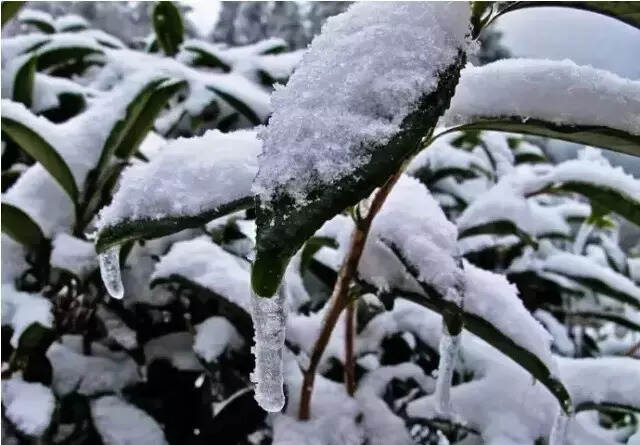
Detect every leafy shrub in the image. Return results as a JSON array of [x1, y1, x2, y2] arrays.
[[2, 2, 640, 445]]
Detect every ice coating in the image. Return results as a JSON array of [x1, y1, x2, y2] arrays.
[[99, 246, 123, 299], [250, 288, 287, 412], [254, 2, 470, 203]]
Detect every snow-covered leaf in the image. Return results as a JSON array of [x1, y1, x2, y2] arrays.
[[252, 3, 471, 297], [1, 203, 44, 248], [443, 59, 640, 157], [18, 8, 54, 33], [11, 55, 36, 108], [2, 113, 79, 204], [95, 130, 260, 252], [91, 395, 168, 445], [387, 245, 572, 414], [152, 1, 183, 57]]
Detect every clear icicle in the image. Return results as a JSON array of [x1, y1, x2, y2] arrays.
[[99, 245, 124, 299], [549, 408, 570, 445], [435, 263, 465, 416], [434, 327, 460, 415], [250, 286, 287, 412]]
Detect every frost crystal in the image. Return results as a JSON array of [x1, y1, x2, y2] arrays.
[[250, 287, 287, 412], [99, 246, 123, 299], [254, 2, 470, 203]]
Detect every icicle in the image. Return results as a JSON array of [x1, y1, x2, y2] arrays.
[[549, 408, 570, 445], [572, 221, 593, 255], [434, 327, 460, 415], [434, 264, 465, 416], [98, 245, 124, 299], [250, 286, 287, 412]]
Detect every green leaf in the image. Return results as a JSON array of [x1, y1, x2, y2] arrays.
[[10, 322, 55, 385], [11, 55, 36, 108], [458, 220, 537, 246], [553, 182, 640, 226], [182, 46, 231, 71], [444, 118, 640, 158], [546, 271, 640, 310], [207, 87, 261, 126], [152, 1, 184, 57], [1, 1, 25, 28], [2, 116, 79, 203], [95, 196, 253, 253], [473, 1, 640, 38], [300, 236, 338, 273], [252, 53, 467, 297], [1, 203, 45, 247], [20, 17, 55, 34], [114, 79, 186, 158], [81, 79, 185, 229], [548, 308, 640, 333], [36, 46, 104, 72]]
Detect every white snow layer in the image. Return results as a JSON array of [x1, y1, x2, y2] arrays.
[[193, 316, 244, 362], [91, 396, 168, 445], [2, 379, 55, 436], [98, 130, 260, 230], [444, 59, 640, 135], [255, 2, 470, 202], [1, 284, 53, 348], [50, 233, 97, 278], [152, 236, 252, 311]]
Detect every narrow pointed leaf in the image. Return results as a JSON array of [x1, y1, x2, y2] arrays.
[[2, 116, 78, 203], [153, 1, 184, 57], [12, 56, 36, 108], [2, 1, 25, 28], [1, 203, 45, 247]]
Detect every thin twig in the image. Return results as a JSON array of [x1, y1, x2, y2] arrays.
[[298, 169, 403, 420], [344, 300, 356, 396]]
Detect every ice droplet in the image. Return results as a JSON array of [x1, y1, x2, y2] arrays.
[[250, 287, 287, 412], [549, 408, 570, 445], [99, 245, 124, 299]]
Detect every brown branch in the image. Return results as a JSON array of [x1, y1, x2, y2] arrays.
[[344, 300, 356, 396], [298, 170, 402, 420]]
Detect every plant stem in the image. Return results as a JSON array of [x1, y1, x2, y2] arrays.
[[298, 170, 402, 420], [344, 300, 356, 396]]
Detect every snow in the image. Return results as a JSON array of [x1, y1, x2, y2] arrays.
[[51, 233, 97, 278], [534, 309, 575, 356], [1, 235, 28, 283], [542, 251, 640, 306], [254, 2, 470, 203], [97, 130, 260, 231], [152, 236, 252, 311], [407, 135, 491, 178], [18, 9, 54, 27], [463, 262, 556, 370], [91, 395, 168, 445], [1, 284, 53, 347], [144, 332, 202, 371], [54, 14, 89, 32], [47, 335, 139, 395], [193, 316, 244, 362], [99, 246, 124, 299], [250, 287, 287, 412], [1, 378, 55, 437], [444, 59, 640, 136]]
